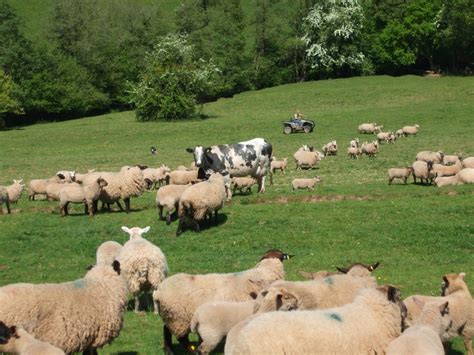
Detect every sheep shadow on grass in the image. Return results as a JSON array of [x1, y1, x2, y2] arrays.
[[176, 213, 228, 236]]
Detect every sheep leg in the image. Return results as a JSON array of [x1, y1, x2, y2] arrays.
[[124, 197, 131, 212], [134, 294, 140, 312], [5, 199, 11, 214], [115, 200, 124, 212], [158, 205, 164, 220], [192, 220, 201, 232], [153, 298, 159, 315], [214, 210, 218, 225], [177, 333, 192, 352], [163, 325, 174, 354], [176, 216, 186, 236], [84, 203, 89, 215], [82, 349, 98, 355], [166, 211, 171, 225], [463, 335, 472, 355]]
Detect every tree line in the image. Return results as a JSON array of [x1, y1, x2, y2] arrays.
[[0, 0, 473, 125]]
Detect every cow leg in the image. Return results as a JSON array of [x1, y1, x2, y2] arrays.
[[257, 176, 265, 193]]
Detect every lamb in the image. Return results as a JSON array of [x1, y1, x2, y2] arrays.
[[395, 128, 404, 138], [416, 150, 444, 164], [191, 286, 299, 354], [459, 168, 474, 184], [412, 160, 435, 185], [402, 124, 420, 135], [227, 285, 405, 355], [176, 173, 227, 236], [432, 159, 462, 177], [0, 261, 128, 353], [291, 176, 321, 191], [58, 177, 108, 216], [403, 273, 473, 355], [153, 249, 292, 354], [347, 146, 362, 159], [28, 174, 66, 200], [387, 299, 451, 355], [349, 138, 359, 148], [0, 322, 65, 355], [270, 157, 288, 174], [293, 149, 321, 170], [231, 177, 257, 194], [434, 174, 462, 187], [156, 183, 190, 225], [4, 179, 24, 203], [167, 169, 200, 185], [117, 226, 168, 314], [143, 165, 171, 189], [377, 131, 392, 143], [388, 167, 414, 185], [361, 140, 379, 157], [0, 186, 11, 214], [96, 241, 122, 266], [443, 154, 462, 165], [463, 157, 474, 168], [271, 262, 379, 311], [322, 140, 337, 156], [358, 122, 383, 134]]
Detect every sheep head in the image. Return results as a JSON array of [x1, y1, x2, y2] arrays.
[[260, 249, 294, 262], [441, 272, 467, 296], [121, 226, 151, 240]]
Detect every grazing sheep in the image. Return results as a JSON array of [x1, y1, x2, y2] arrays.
[[347, 146, 362, 159], [322, 140, 337, 156], [412, 160, 435, 185], [118, 226, 168, 314], [270, 157, 288, 174], [434, 174, 461, 187], [402, 124, 420, 135], [377, 131, 393, 143], [28, 174, 65, 201], [167, 169, 200, 185], [59, 177, 108, 216], [55, 171, 75, 183], [153, 249, 291, 354], [227, 285, 404, 355], [271, 262, 379, 311], [361, 140, 379, 157], [459, 168, 474, 184], [0, 186, 11, 214], [4, 179, 24, 203], [176, 173, 227, 236], [388, 167, 414, 185], [443, 154, 462, 165], [358, 122, 383, 134], [462, 157, 474, 168], [0, 262, 128, 354], [231, 177, 257, 194], [403, 273, 473, 355], [156, 184, 190, 225], [191, 286, 299, 354], [432, 160, 462, 177], [387, 299, 450, 355], [0, 322, 65, 355], [291, 176, 321, 191], [349, 138, 359, 148], [293, 149, 321, 170], [143, 165, 171, 189], [96, 241, 122, 266], [416, 151, 444, 164], [45, 181, 78, 201], [395, 128, 404, 138]]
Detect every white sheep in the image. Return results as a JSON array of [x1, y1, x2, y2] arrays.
[[347, 146, 362, 159], [291, 176, 321, 191], [28, 174, 65, 200], [156, 184, 190, 225], [0, 322, 65, 355], [0, 262, 128, 354], [153, 249, 291, 354], [443, 154, 462, 165], [271, 262, 379, 311], [176, 173, 227, 236], [293, 149, 321, 170], [412, 160, 435, 185], [459, 168, 474, 184], [388, 167, 414, 185], [434, 174, 462, 187], [96, 241, 122, 266], [432, 160, 462, 177], [402, 124, 420, 135], [377, 131, 392, 143], [416, 150, 444, 164], [270, 157, 288, 174], [0, 186, 11, 214], [361, 140, 379, 157], [349, 138, 359, 148], [403, 273, 473, 355], [143, 165, 171, 189], [358, 122, 383, 134], [395, 128, 404, 138], [231, 177, 257, 194], [3, 179, 24, 204], [118, 226, 168, 314], [462, 157, 474, 168], [58, 177, 108, 216], [322, 140, 337, 156], [167, 169, 200, 185], [387, 299, 450, 355], [191, 286, 299, 354], [227, 285, 404, 354]]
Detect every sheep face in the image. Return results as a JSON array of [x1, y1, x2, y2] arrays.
[[441, 272, 466, 296]]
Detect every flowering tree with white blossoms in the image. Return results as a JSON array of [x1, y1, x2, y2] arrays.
[[302, 0, 366, 76]]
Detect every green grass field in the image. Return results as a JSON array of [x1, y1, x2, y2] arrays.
[[1, 75, 473, 354]]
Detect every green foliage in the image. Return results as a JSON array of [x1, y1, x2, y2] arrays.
[[129, 35, 220, 121], [0, 69, 20, 114]]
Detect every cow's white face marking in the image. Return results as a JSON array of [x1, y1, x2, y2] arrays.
[[194, 146, 204, 166]]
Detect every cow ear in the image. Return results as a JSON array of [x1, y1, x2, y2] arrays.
[[186, 148, 194, 153], [206, 147, 212, 152]]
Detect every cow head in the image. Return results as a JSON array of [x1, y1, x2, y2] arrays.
[[186, 146, 205, 167]]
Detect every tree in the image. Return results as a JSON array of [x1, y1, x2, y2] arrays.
[[0, 69, 21, 127], [129, 35, 220, 121], [302, 0, 367, 77]]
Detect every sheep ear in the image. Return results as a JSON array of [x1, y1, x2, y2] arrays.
[[121, 226, 130, 234], [368, 262, 380, 271], [412, 297, 425, 310], [112, 260, 121, 275], [336, 267, 349, 274], [459, 272, 466, 279], [276, 293, 283, 309], [85, 264, 94, 271], [249, 292, 258, 299], [387, 286, 401, 303], [143, 226, 151, 233], [57, 173, 65, 179], [439, 301, 449, 316]]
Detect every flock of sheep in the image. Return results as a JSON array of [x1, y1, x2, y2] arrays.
[[0, 237, 472, 354]]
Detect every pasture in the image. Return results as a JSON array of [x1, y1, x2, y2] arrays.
[[0, 75, 473, 354]]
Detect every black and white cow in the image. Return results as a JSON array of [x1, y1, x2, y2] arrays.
[[186, 138, 272, 199]]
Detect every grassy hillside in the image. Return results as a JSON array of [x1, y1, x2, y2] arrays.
[[0, 75, 473, 354]]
